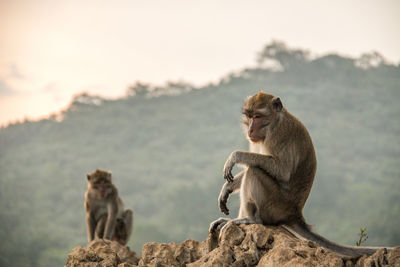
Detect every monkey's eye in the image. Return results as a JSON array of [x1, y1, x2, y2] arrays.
[[253, 114, 262, 119]]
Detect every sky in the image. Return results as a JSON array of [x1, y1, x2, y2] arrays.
[[0, 0, 399, 126]]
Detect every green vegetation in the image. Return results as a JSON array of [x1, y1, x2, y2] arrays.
[[356, 228, 368, 246], [0, 42, 399, 266]]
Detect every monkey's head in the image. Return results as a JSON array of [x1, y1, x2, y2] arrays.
[[242, 90, 283, 143], [87, 169, 113, 198]]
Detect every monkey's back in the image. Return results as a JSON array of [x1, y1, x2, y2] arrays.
[[284, 110, 317, 209]]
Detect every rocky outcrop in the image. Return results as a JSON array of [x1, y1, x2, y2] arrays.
[[66, 223, 400, 266], [65, 239, 140, 267]]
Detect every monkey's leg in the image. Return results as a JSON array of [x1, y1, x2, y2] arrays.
[[112, 209, 133, 245], [238, 166, 295, 226], [86, 213, 96, 242], [221, 202, 263, 234], [121, 209, 134, 245], [104, 204, 118, 240], [112, 219, 126, 244], [95, 214, 107, 239], [218, 171, 244, 215]]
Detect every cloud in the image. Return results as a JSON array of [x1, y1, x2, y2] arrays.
[[0, 79, 15, 97], [9, 64, 25, 80], [0, 64, 26, 97]]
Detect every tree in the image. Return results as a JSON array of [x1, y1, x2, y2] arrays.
[[257, 41, 310, 70], [126, 82, 151, 97]]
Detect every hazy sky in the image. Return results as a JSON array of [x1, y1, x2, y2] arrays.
[[1, 0, 399, 126]]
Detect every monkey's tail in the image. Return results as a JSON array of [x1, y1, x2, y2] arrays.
[[283, 221, 392, 259]]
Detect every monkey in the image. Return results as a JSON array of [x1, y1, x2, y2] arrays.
[[85, 169, 133, 245], [209, 90, 395, 258]]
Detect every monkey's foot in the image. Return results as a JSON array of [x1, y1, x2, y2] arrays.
[[220, 217, 261, 233], [232, 217, 260, 225], [209, 218, 230, 233]]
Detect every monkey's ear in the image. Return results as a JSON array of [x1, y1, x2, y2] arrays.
[[87, 174, 91, 181], [272, 97, 283, 112]]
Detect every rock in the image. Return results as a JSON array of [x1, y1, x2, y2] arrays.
[[65, 239, 140, 267], [355, 247, 400, 267], [66, 225, 400, 267], [139, 239, 208, 267]]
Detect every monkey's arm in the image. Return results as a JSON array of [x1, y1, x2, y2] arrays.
[[218, 171, 244, 215], [104, 201, 118, 240], [86, 212, 95, 242], [224, 151, 290, 183]]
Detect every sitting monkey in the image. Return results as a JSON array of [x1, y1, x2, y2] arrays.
[[85, 169, 133, 245], [210, 90, 394, 258]]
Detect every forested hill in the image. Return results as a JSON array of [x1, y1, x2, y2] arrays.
[[1, 42, 399, 267]]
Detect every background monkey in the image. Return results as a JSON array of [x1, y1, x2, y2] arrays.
[[209, 90, 394, 258], [85, 169, 133, 245]]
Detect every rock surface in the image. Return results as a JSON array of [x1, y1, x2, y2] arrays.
[[66, 223, 400, 266], [65, 239, 140, 267]]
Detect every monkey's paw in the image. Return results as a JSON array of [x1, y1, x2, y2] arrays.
[[218, 199, 230, 215], [223, 161, 234, 182], [218, 190, 230, 215]]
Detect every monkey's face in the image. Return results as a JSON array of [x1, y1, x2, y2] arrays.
[[91, 178, 113, 198], [242, 91, 283, 143], [87, 169, 113, 198], [242, 110, 270, 143]]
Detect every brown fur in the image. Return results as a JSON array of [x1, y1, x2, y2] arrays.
[[85, 169, 133, 245], [209, 91, 394, 258]]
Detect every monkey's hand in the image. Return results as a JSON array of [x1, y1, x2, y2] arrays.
[[218, 185, 232, 215], [223, 152, 237, 182]]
